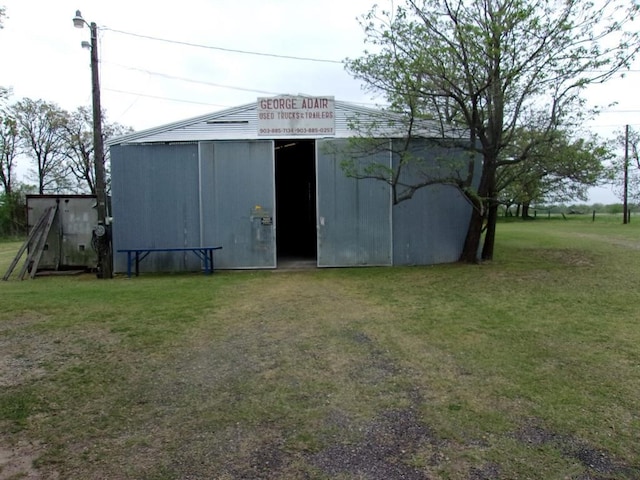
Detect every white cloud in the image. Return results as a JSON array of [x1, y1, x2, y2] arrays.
[[0, 0, 377, 129], [1, 0, 636, 203]]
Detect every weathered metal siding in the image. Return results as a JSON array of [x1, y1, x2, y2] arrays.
[[108, 98, 479, 271], [316, 139, 392, 267], [392, 140, 477, 265], [111, 143, 202, 273], [199, 141, 276, 268], [393, 184, 472, 265], [26, 195, 98, 269]]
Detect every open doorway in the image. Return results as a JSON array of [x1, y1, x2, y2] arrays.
[[275, 140, 317, 264]]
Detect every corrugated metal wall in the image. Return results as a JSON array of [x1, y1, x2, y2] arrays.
[[111, 143, 202, 273], [111, 137, 479, 272], [199, 141, 276, 269], [393, 184, 472, 265], [316, 139, 392, 267], [391, 139, 477, 265]]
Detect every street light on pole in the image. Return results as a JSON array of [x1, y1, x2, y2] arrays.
[[72, 10, 112, 278]]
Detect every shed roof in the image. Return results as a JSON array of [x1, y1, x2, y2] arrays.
[[107, 98, 451, 146]]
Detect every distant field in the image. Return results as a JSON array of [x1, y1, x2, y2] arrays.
[[1, 217, 639, 479], [504, 209, 631, 222]]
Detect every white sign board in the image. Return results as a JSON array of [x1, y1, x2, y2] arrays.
[[257, 96, 335, 136]]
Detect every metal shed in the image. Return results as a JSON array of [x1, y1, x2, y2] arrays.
[[108, 97, 477, 273], [26, 195, 99, 271]]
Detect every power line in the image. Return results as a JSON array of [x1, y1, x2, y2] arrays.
[[100, 26, 640, 70], [101, 62, 386, 108], [599, 109, 640, 113], [103, 85, 637, 137], [102, 27, 344, 64], [585, 69, 640, 73], [103, 88, 231, 107], [103, 85, 386, 112], [104, 81, 637, 124], [104, 62, 283, 96], [589, 123, 640, 128]]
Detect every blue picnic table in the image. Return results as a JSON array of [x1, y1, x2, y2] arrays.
[[117, 246, 223, 278]]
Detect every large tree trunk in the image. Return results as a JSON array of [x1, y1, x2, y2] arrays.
[[460, 192, 486, 264], [460, 153, 496, 263], [459, 206, 483, 263], [482, 201, 498, 260], [481, 174, 498, 260], [459, 170, 488, 263]]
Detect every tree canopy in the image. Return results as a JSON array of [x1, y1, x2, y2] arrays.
[[12, 98, 69, 194], [0, 94, 132, 197], [498, 129, 613, 216], [610, 126, 640, 204], [0, 91, 133, 236], [347, 0, 639, 262]]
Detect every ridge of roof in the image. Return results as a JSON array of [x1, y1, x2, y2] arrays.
[[106, 97, 459, 145], [106, 101, 258, 146]]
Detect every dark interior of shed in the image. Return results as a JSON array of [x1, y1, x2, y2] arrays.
[[275, 140, 317, 260]]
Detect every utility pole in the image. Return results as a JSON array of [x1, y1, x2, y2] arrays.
[[74, 10, 112, 278], [624, 124, 629, 225]]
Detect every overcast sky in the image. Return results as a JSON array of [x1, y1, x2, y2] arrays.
[[1, 0, 638, 203]]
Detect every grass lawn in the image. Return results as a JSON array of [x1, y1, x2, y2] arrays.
[[1, 215, 639, 479]]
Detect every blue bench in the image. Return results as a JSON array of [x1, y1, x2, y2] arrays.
[[117, 246, 222, 278]]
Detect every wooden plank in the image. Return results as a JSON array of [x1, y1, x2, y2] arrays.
[[28, 204, 58, 279], [18, 215, 50, 280], [2, 207, 51, 281]]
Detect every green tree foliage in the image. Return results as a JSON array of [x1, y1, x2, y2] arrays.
[[0, 88, 18, 195], [334, 119, 474, 205], [498, 130, 613, 216], [0, 183, 35, 237], [609, 127, 640, 204], [0, 85, 28, 237], [0, 92, 134, 198], [0, 87, 136, 235], [0, 115, 19, 194], [626, 129, 640, 203], [62, 107, 95, 193], [63, 106, 133, 194], [347, 0, 639, 262], [5, 98, 131, 194], [11, 98, 70, 194]]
